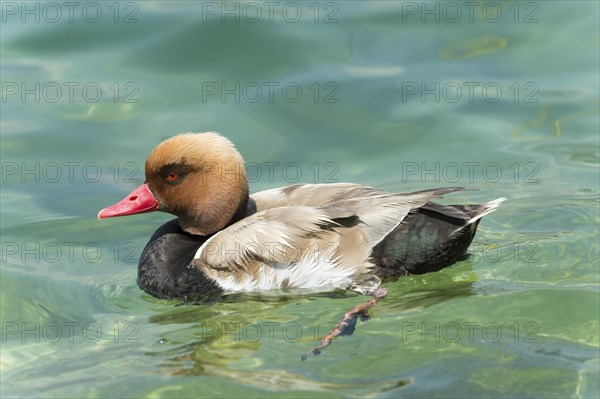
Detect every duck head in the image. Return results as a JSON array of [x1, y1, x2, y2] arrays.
[[98, 132, 249, 236]]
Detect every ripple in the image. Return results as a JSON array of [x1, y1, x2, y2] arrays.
[[440, 35, 508, 60]]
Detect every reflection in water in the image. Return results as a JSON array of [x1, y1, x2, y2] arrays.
[[148, 335, 413, 394], [145, 289, 418, 388], [142, 264, 478, 393], [383, 260, 478, 311]]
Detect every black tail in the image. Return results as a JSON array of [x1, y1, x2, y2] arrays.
[[371, 198, 504, 278]]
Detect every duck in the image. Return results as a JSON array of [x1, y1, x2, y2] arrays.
[[98, 132, 504, 301]]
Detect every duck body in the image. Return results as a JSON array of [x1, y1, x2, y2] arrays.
[[99, 133, 504, 300]]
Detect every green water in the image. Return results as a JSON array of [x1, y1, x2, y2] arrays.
[[1, 1, 599, 398]]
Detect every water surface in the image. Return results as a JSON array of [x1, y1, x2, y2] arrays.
[[1, 1, 599, 398]]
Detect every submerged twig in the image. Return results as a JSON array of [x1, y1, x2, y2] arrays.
[[301, 287, 390, 361]]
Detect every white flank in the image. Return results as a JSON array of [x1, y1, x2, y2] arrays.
[[215, 253, 357, 293]]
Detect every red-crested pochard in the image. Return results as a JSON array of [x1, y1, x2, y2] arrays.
[[98, 132, 504, 300]]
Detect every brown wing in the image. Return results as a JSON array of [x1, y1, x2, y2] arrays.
[[192, 206, 373, 291], [251, 184, 473, 247]]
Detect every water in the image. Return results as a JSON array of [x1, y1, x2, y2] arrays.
[[1, 1, 599, 398]]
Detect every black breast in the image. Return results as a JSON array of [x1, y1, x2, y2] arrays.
[[137, 219, 223, 300]]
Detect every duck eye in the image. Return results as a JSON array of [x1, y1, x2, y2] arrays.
[[159, 163, 189, 185], [167, 172, 178, 181]]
